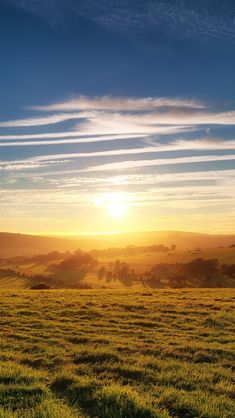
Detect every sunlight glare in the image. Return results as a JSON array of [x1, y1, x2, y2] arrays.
[[95, 192, 127, 219]]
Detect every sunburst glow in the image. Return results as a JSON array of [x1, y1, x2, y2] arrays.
[[95, 192, 127, 219]]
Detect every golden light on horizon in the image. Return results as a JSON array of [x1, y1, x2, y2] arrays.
[[94, 192, 127, 220]]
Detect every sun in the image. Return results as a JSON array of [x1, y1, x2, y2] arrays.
[[107, 200, 126, 219], [95, 192, 127, 219]]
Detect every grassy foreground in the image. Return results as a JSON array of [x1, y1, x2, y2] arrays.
[[0, 289, 234, 417]]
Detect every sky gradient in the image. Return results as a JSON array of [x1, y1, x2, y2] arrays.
[[0, 0, 235, 235]]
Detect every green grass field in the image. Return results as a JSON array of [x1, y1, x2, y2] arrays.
[[0, 289, 234, 417]]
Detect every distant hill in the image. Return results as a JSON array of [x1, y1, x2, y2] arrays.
[[90, 231, 235, 251], [0, 232, 82, 257], [0, 230, 235, 257]]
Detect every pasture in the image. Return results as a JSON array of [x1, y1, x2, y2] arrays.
[[0, 289, 234, 417], [1, 246, 235, 290], [98, 247, 235, 274]]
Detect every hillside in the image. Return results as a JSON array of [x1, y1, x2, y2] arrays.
[[0, 233, 84, 258], [0, 245, 235, 290], [1, 231, 235, 257]]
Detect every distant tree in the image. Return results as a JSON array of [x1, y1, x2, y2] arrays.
[[113, 260, 121, 278], [221, 264, 235, 278], [32, 251, 63, 263], [151, 263, 172, 281], [48, 250, 98, 284], [30, 283, 51, 290], [130, 268, 136, 277], [106, 271, 113, 282], [59, 250, 97, 271], [183, 258, 220, 286], [119, 263, 130, 279], [97, 266, 106, 280], [170, 273, 188, 288]]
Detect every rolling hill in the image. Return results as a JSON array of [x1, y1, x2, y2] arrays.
[[0, 230, 235, 258]]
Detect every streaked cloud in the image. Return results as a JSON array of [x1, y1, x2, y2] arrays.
[[1, 94, 234, 234], [1, 176, 234, 206], [50, 169, 235, 189], [73, 110, 235, 139], [6, 0, 235, 42], [0, 131, 137, 140], [0, 134, 149, 147], [1, 139, 235, 172], [1, 0, 235, 236], [82, 154, 235, 173], [1, 95, 235, 153], [32, 95, 205, 112], [0, 112, 91, 128]]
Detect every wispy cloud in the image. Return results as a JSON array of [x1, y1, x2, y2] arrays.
[[0, 162, 49, 171], [82, 154, 235, 173], [1, 140, 235, 171], [0, 131, 136, 140], [1, 176, 234, 209], [1, 94, 234, 237], [46, 169, 235, 189], [0, 146, 159, 170], [0, 112, 91, 128], [6, 0, 235, 42], [73, 110, 235, 138], [16, 153, 234, 178], [32, 95, 205, 111], [2, 96, 235, 148], [0, 134, 149, 147]]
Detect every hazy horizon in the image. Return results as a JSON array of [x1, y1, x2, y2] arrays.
[[1, 228, 235, 238]]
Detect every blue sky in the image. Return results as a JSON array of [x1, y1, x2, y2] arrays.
[[0, 0, 235, 234]]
